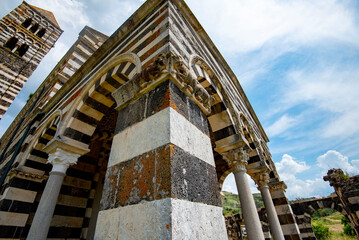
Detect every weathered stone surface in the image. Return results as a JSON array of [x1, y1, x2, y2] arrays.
[[101, 144, 220, 210], [115, 80, 209, 134]]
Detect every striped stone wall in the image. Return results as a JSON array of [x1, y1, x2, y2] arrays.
[[0, 0, 293, 239]]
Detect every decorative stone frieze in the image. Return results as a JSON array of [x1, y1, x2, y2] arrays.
[[112, 52, 214, 114], [47, 148, 80, 174], [8, 168, 48, 183]]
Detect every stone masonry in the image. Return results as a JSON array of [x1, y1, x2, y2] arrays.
[[0, 1, 62, 119], [0, 0, 300, 239]]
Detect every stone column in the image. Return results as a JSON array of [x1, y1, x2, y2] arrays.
[[223, 148, 265, 240], [27, 148, 80, 240], [255, 172, 285, 240], [96, 78, 227, 239]]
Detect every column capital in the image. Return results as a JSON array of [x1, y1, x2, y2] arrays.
[[112, 52, 214, 114], [222, 147, 249, 173], [269, 181, 287, 192], [47, 148, 80, 174], [253, 171, 270, 190]]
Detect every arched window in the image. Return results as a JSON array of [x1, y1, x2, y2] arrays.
[[17, 44, 29, 57], [22, 18, 32, 28], [30, 23, 39, 33], [4, 37, 18, 51], [36, 28, 46, 38]]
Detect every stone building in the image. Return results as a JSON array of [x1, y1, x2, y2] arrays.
[[0, 1, 62, 120], [0, 0, 302, 239]]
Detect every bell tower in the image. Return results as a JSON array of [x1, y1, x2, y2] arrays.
[[0, 1, 63, 119]]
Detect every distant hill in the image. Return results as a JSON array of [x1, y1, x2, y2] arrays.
[[222, 191, 264, 216]]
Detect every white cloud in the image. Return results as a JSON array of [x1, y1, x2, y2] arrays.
[[317, 150, 359, 176], [266, 114, 299, 137], [280, 67, 359, 139], [275, 154, 330, 199], [276, 154, 309, 181], [273, 151, 359, 199], [27, 0, 90, 31], [187, 0, 359, 53], [285, 177, 329, 200]]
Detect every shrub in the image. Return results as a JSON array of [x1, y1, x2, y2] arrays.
[[312, 222, 331, 239], [342, 216, 355, 236]]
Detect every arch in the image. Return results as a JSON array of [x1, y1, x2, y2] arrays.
[[59, 52, 142, 148], [19, 110, 62, 167], [291, 197, 348, 238], [33, 43, 41, 51], [26, 9, 34, 17], [189, 55, 259, 192], [30, 23, 39, 33], [22, 18, 32, 28], [4, 37, 18, 51], [17, 44, 29, 57], [16, 32, 26, 40], [189, 55, 241, 150], [33, 15, 41, 23], [8, 26, 16, 34], [239, 113, 256, 149], [36, 28, 46, 38]]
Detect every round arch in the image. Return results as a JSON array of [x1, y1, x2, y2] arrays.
[[58, 52, 142, 148], [291, 197, 348, 237], [19, 110, 62, 166]]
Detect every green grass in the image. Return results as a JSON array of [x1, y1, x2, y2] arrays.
[[222, 191, 264, 216], [312, 211, 356, 240]]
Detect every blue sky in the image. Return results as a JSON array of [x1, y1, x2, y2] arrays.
[[1, 0, 359, 200]]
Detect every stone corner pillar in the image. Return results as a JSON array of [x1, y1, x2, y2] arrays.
[[269, 181, 302, 240], [27, 147, 82, 240], [222, 147, 265, 240], [253, 172, 285, 240], [96, 54, 227, 239]]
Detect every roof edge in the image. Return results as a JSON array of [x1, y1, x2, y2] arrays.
[[23, 1, 63, 31], [171, 0, 269, 142]]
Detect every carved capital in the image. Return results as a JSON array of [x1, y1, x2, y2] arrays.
[[112, 52, 214, 114], [47, 148, 80, 174], [222, 147, 249, 173], [269, 181, 287, 192], [253, 171, 270, 189]]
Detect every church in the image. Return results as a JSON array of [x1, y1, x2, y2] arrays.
[[0, 1, 303, 239]]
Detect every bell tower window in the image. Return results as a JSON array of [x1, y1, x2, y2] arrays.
[[30, 23, 39, 33], [36, 28, 46, 38], [4, 37, 18, 51], [22, 18, 32, 29], [17, 44, 29, 57]]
